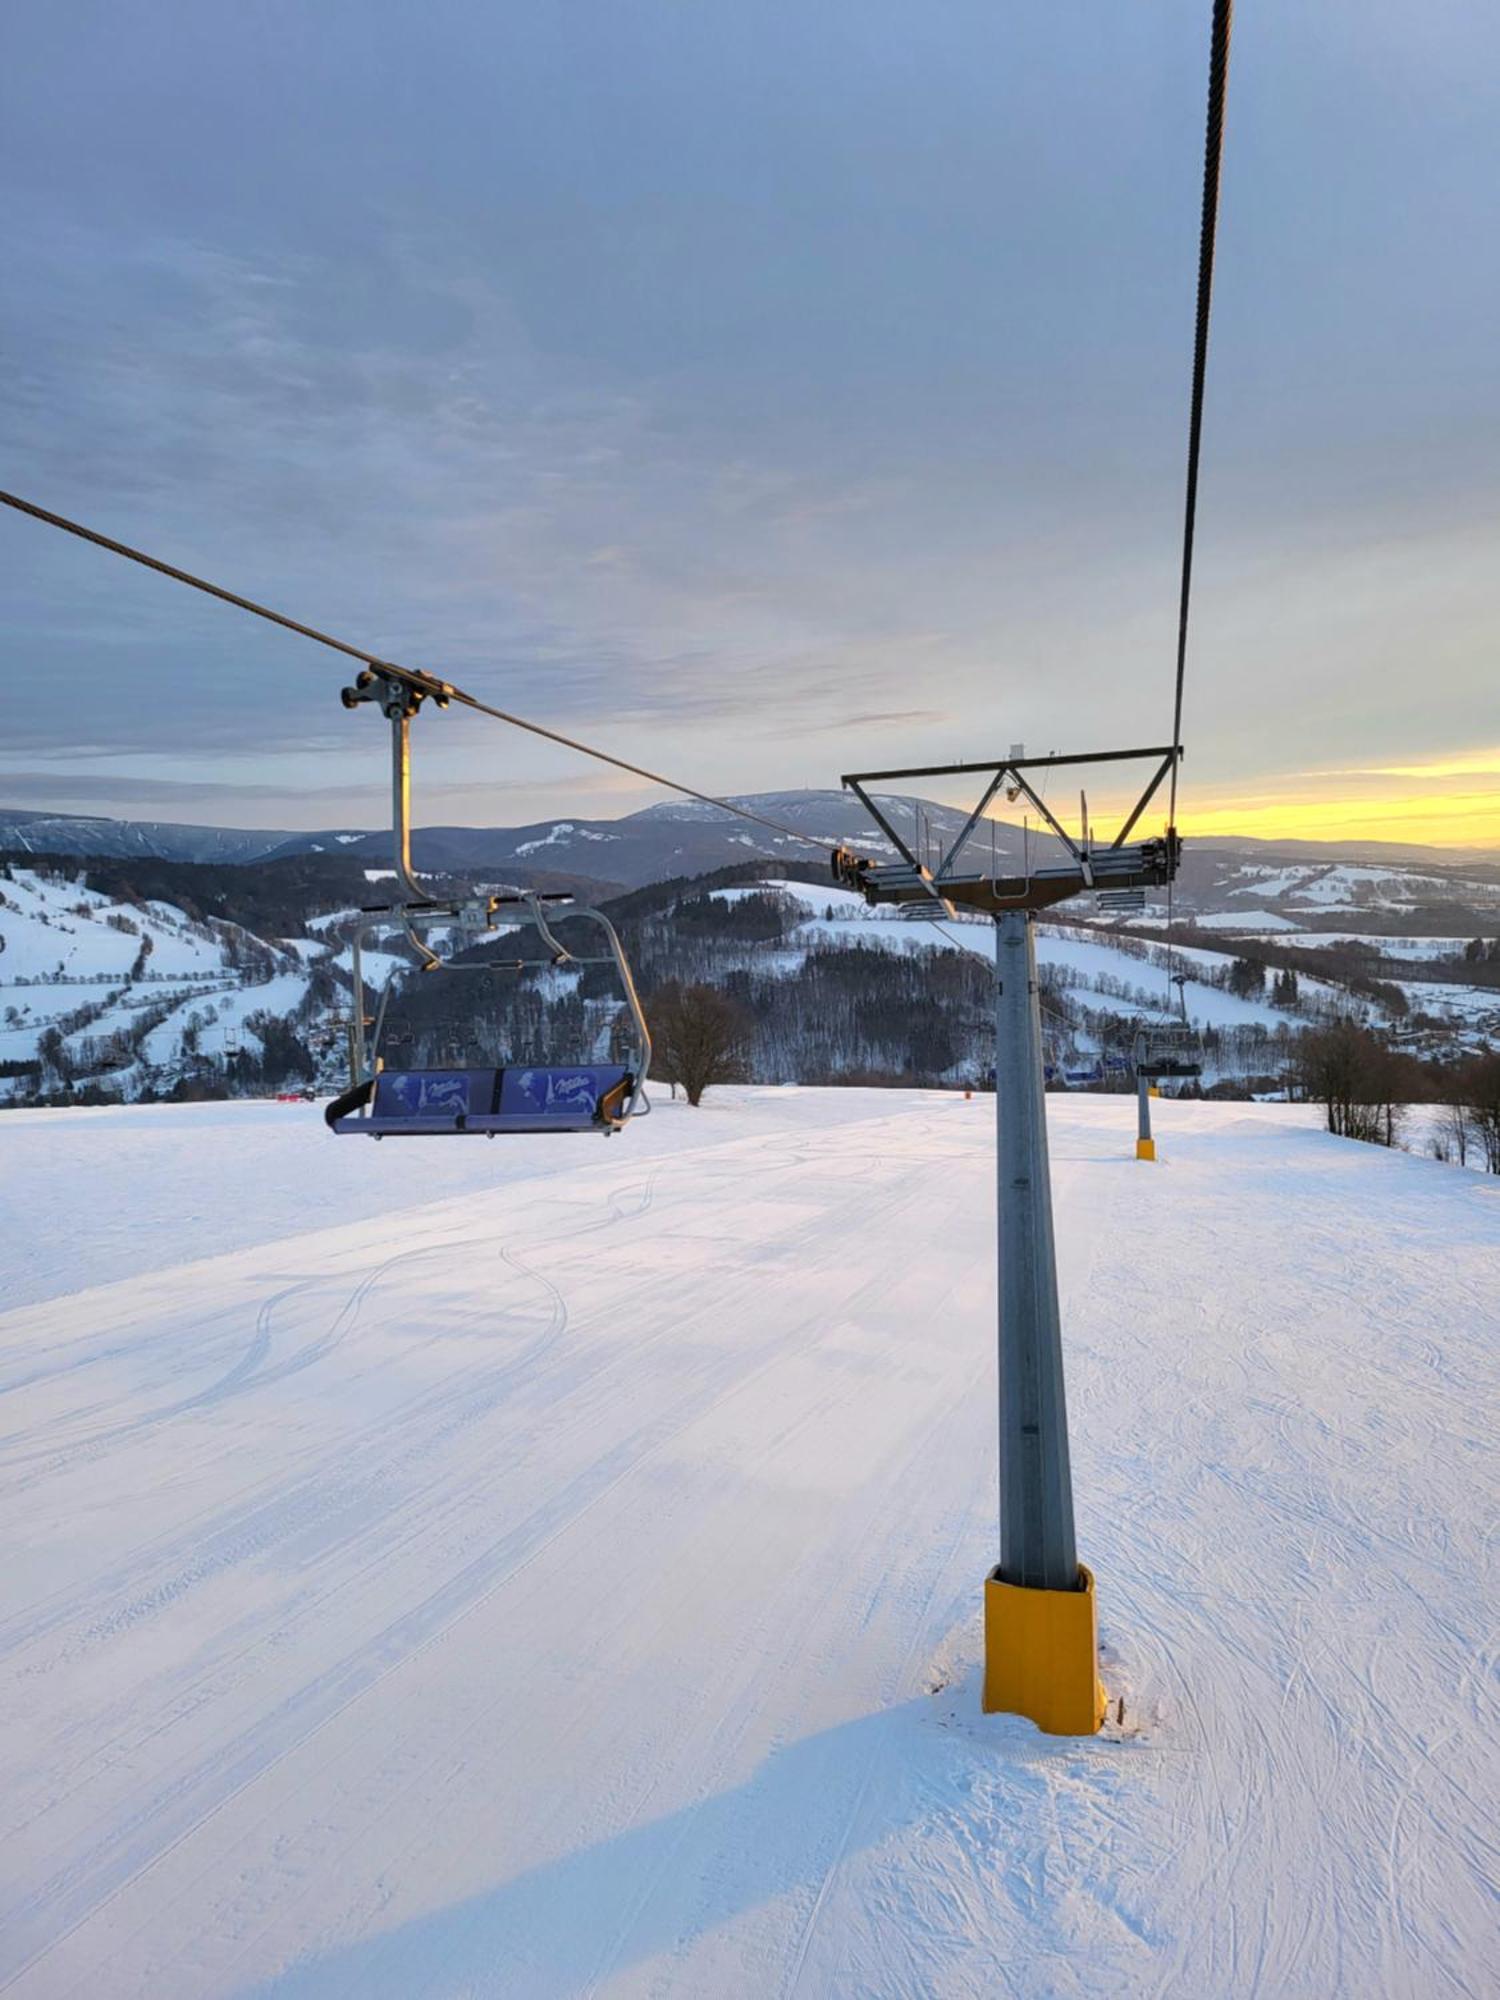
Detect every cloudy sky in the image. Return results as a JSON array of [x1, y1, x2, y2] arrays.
[[3, 0, 1496, 845]]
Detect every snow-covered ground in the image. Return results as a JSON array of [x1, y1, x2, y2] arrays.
[[0, 870, 318, 1091], [1188, 908, 1304, 933], [0, 870, 231, 984], [1394, 981, 1500, 1028], [2, 1091, 1496, 1998], [133, 972, 314, 1064], [1221, 862, 1488, 912], [1274, 933, 1478, 962]]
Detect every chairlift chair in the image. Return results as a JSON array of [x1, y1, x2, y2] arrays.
[[325, 891, 650, 1138], [1062, 1059, 1106, 1087], [1131, 1022, 1204, 1082], [324, 665, 651, 1140]]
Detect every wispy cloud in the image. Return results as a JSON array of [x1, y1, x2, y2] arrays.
[[800, 709, 950, 733], [3, 0, 1496, 837], [0, 771, 367, 806], [1302, 749, 1500, 781]]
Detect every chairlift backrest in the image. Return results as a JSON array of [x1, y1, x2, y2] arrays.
[[326, 1061, 636, 1136], [329, 891, 650, 1138], [1132, 1021, 1204, 1081]]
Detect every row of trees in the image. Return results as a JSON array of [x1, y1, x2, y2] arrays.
[[1297, 1020, 1500, 1169]]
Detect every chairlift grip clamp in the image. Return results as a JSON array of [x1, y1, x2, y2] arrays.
[[340, 664, 453, 720]]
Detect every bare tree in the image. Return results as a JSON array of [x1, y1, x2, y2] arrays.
[[1435, 1098, 1471, 1167], [1463, 1051, 1500, 1173], [648, 981, 752, 1107], [1297, 1020, 1410, 1147]]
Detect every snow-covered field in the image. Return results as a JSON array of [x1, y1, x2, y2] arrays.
[[1276, 933, 1475, 962], [1221, 862, 1496, 915], [1188, 908, 1305, 933], [2, 1092, 1496, 1998]]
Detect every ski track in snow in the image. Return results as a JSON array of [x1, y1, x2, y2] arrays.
[[0, 1090, 1495, 1998]]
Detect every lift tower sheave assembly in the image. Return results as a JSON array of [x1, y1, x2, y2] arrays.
[[840, 747, 1184, 1734]]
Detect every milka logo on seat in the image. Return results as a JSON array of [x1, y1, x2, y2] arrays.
[[512, 1068, 598, 1114], [383, 1072, 470, 1117]]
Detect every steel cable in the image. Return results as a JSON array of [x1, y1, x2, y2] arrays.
[[1168, 0, 1233, 829], [0, 486, 846, 857], [1165, 0, 1234, 990]]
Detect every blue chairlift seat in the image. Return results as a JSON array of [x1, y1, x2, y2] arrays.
[[1132, 1025, 1204, 1081], [326, 1064, 635, 1137], [1062, 1061, 1105, 1086]]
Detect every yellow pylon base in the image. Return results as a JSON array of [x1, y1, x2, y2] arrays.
[[1135, 1137, 1156, 1161], [983, 1564, 1106, 1735], [1148, 1084, 1161, 1099]]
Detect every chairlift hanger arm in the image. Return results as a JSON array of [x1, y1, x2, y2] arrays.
[[341, 666, 448, 967]]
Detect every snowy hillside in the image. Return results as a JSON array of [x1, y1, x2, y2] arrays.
[[0, 866, 316, 1097], [703, 882, 1351, 1067], [5, 855, 1494, 1109], [1, 1091, 1495, 1997]]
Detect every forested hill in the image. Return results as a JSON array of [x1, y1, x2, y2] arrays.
[[7, 841, 1498, 1112]]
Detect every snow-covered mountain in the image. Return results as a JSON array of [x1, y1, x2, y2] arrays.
[[0, 808, 295, 865], [0, 791, 1018, 897], [7, 795, 1498, 932]]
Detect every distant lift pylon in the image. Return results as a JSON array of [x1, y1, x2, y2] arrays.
[[323, 667, 651, 1140]]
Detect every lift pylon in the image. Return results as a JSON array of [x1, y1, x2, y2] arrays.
[[843, 747, 1180, 1734]]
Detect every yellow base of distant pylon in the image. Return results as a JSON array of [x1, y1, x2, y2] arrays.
[[1136, 1137, 1156, 1161], [983, 1564, 1106, 1735]]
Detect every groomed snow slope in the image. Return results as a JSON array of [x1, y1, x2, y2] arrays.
[[1, 1094, 1495, 1999]]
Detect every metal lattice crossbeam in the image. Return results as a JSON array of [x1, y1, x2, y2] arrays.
[[836, 746, 1181, 918]]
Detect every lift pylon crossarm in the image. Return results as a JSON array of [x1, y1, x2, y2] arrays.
[[839, 747, 1181, 918], [838, 834, 1179, 918], [841, 745, 1178, 785]]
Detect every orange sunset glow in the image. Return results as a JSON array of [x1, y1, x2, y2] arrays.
[[1180, 746, 1500, 849], [975, 748, 1500, 853]]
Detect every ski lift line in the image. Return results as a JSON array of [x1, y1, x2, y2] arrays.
[[0, 486, 848, 860], [1167, 0, 1234, 832]]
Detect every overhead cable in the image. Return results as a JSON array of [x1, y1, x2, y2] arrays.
[[1168, 0, 1234, 828], [0, 486, 845, 857], [1163, 0, 1233, 998]]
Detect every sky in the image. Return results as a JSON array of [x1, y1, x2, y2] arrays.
[[2, 0, 1496, 848]]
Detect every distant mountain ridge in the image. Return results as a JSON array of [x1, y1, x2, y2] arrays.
[[0, 791, 1013, 886], [4, 794, 1498, 916]]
